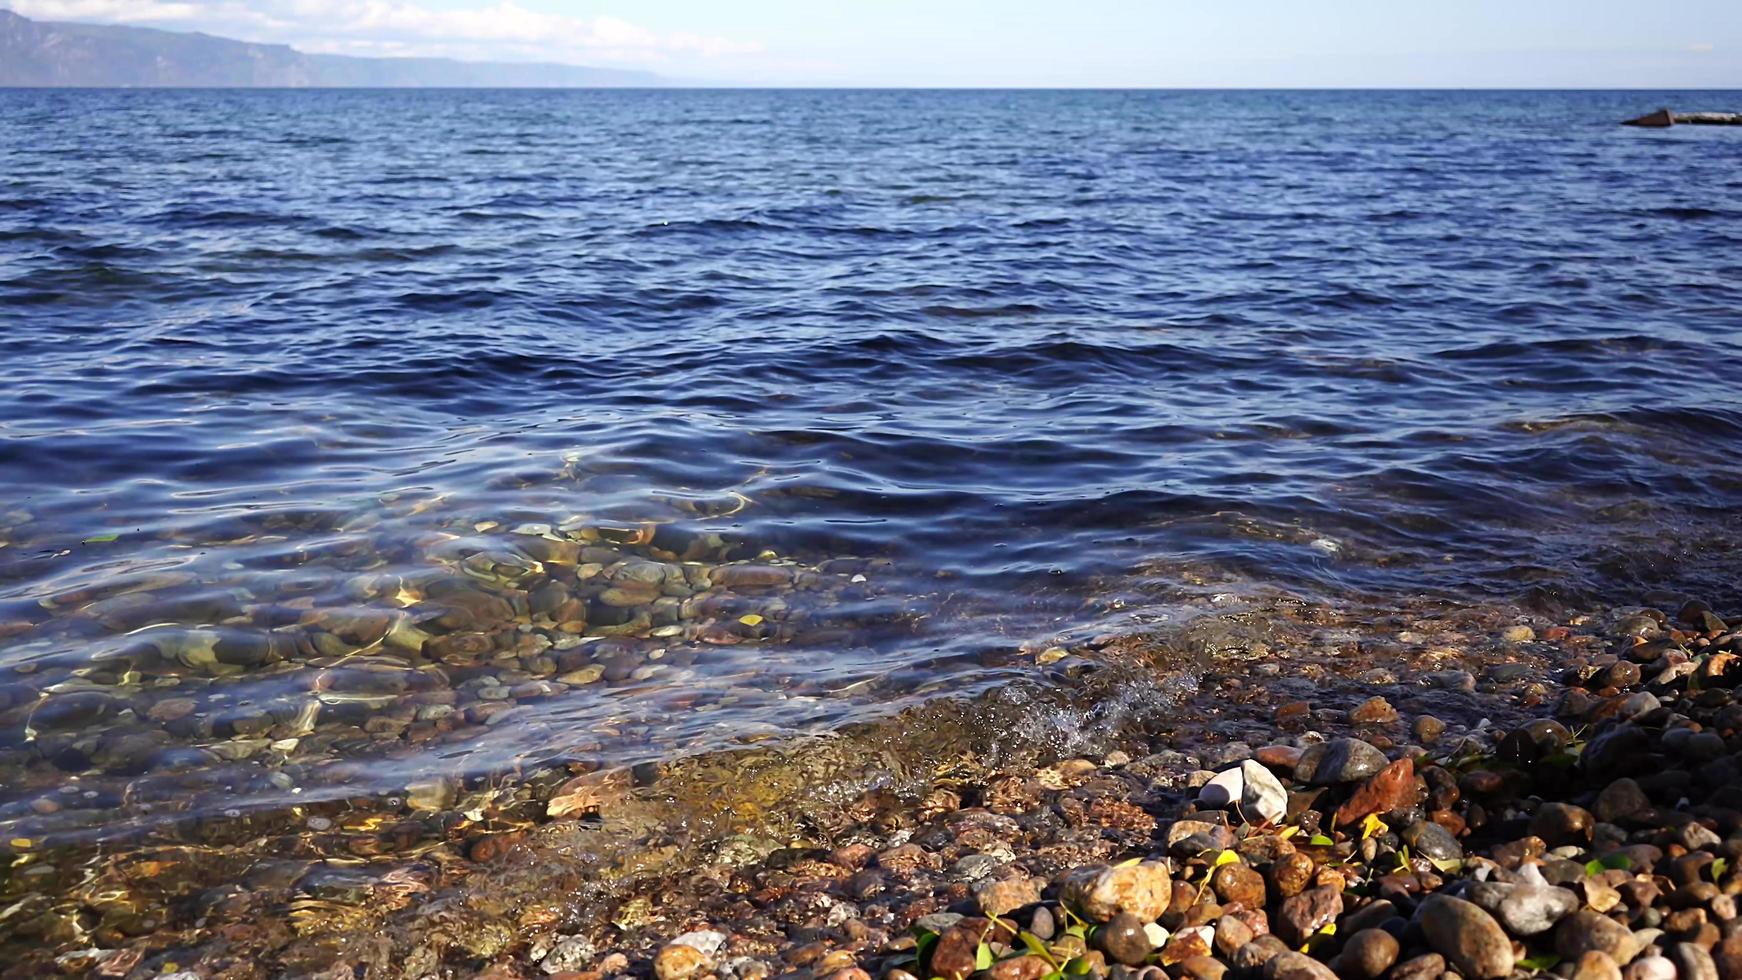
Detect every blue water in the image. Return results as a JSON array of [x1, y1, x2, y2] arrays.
[[1, 89, 1741, 851]]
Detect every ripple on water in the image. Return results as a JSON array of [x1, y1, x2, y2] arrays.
[[0, 89, 1739, 903]]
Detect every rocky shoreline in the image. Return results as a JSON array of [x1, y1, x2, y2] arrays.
[[514, 598, 1742, 980], [12, 593, 1742, 979]]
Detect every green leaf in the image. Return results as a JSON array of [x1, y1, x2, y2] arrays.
[[1308, 834, 1335, 846], [1584, 853, 1633, 877], [1065, 957, 1093, 976], [1020, 932, 1059, 968], [1060, 903, 1089, 931], [1519, 954, 1562, 973], [976, 944, 994, 972], [82, 533, 120, 544], [914, 929, 939, 970], [1213, 849, 1240, 867], [1712, 857, 1730, 882]]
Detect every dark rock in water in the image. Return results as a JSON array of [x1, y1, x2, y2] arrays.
[[1622, 108, 1742, 127], [31, 691, 117, 730], [1623, 108, 1676, 127], [1296, 737, 1387, 785]]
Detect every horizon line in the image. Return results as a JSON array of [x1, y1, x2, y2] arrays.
[[1, 85, 1739, 92]]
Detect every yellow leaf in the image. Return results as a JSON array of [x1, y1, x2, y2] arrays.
[[1361, 813, 1388, 840], [738, 614, 764, 626], [8, 838, 30, 850], [1213, 849, 1240, 867], [1278, 826, 1300, 840]]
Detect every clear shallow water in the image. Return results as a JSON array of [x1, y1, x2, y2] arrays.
[[2, 89, 1741, 852]]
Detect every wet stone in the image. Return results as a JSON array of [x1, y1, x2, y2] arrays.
[[1334, 758, 1414, 827], [1233, 936, 1290, 972], [1595, 778, 1651, 823], [930, 924, 985, 980], [1212, 862, 1267, 909], [1530, 802, 1596, 846], [30, 692, 117, 730], [1388, 954, 1445, 980], [1263, 950, 1339, 980], [1499, 885, 1580, 937], [1575, 951, 1625, 980], [1670, 943, 1720, 980], [654, 943, 712, 980], [1557, 911, 1644, 965], [1275, 886, 1343, 947], [1417, 894, 1514, 980], [1337, 928, 1400, 980], [1098, 912, 1155, 967], [1400, 820, 1462, 862], [1060, 861, 1173, 923], [1295, 737, 1387, 786]]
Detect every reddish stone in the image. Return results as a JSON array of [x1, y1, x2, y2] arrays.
[[1430, 810, 1468, 837], [1275, 886, 1344, 947], [987, 957, 1052, 980], [930, 924, 986, 980], [1350, 696, 1399, 725], [1255, 745, 1305, 773], [1213, 863, 1268, 909], [1334, 758, 1416, 827]]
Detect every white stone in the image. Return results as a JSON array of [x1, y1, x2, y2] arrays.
[[1197, 766, 1245, 809], [670, 931, 728, 957], [1239, 759, 1289, 824]]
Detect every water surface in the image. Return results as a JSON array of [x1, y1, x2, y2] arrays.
[[2, 88, 1741, 855]]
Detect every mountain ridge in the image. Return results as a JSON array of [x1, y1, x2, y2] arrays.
[[0, 9, 664, 88]]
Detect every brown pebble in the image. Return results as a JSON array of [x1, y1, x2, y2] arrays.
[[1337, 928, 1400, 980], [1255, 745, 1305, 772], [1573, 951, 1625, 980], [1275, 886, 1343, 947], [1349, 696, 1398, 725], [929, 925, 983, 980], [1178, 956, 1228, 980], [1414, 715, 1447, 744], [1387, 953, 1446, 980], [986, 957, 1052, 980], [1333, 758, 1415, 827], [654, 944, 712, 980], [1213, 862, 1268, 909]]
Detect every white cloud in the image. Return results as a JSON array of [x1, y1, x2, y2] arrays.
[[5, 0, 762, 65], [1688, 43, 1715, 53]]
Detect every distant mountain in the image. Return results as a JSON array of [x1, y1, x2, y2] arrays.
[[0, 9, 664, 87]]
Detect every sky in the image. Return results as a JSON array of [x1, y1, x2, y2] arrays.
[[5, 0, 1741, 88]]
